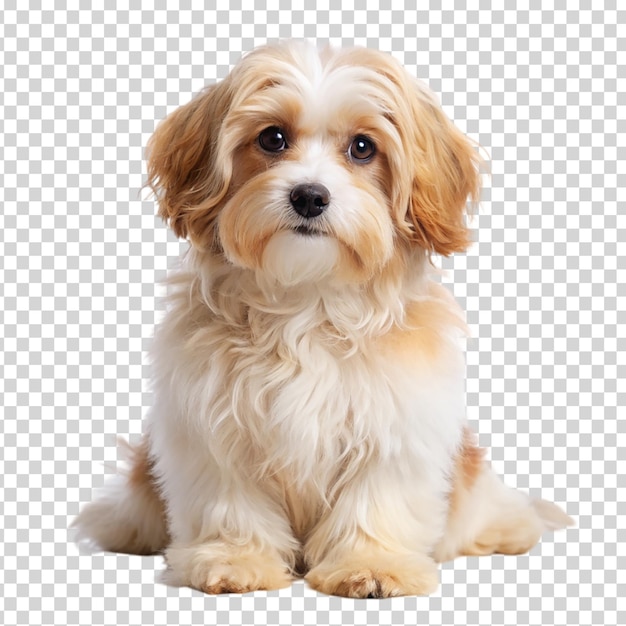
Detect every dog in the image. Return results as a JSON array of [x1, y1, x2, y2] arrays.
[[73, 41, 572, 598]]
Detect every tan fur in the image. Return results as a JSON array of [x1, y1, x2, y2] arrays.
[[448, 427, 487, 511], [404, 107, 482, 256], [376, 281, 468, 364], [146, 80, 234, 244], [74, 41, 571, 598], [306, 549, 438, 598], [128, 437, 158, 492], [163, 542, 293, 593]]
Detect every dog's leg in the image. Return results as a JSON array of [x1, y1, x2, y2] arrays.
[[154, 432, 299, 594], [163, 538, 294, 595], [433, 429, 573, 562], [72, 437, 169, 555], [304, 462, 445, 598], [161, 492, 298, 593]]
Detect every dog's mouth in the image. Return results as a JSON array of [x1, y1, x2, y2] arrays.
[[293, 224, 324, 236]]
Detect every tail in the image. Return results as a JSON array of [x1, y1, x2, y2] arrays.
[[435, 429, 574, 562], [72, 437, 169, 555]]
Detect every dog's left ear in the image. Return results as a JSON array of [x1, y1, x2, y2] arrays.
[[395, 81, 483, 256]]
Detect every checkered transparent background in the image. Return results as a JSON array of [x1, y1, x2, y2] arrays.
[[1, 1, 623, 625]]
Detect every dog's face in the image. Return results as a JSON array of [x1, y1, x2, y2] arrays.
[[147, 42, 481, 285]]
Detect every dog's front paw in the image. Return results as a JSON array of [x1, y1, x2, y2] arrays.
[[163, 542, 293, 594], [305, 552, 439, 598]]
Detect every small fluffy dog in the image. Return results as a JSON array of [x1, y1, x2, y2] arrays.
[[74, 41, 572, 598]]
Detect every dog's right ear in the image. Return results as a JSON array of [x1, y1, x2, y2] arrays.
[[146, 78, 233, 242]]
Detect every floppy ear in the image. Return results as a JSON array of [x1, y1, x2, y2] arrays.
[[398, 82, 482, 256], [146, 78, 233, 242]]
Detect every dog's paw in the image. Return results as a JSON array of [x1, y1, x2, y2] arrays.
[[163, 542, 293, 594], [462, 499, 574, 558], [305, 552, 439, 598], [195, 557, 292, 595]]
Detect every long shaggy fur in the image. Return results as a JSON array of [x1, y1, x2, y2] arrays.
[[73, 41, 572, 598]]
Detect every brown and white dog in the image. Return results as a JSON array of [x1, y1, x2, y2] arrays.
[[73, 41, 572, 598]]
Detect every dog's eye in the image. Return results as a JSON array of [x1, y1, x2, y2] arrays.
[[258, 127, 287, 153], [349, 136, 376, 162]]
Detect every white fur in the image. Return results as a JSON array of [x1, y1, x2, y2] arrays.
[[261, 231, 339, 286], [144, 249, 465, 577]]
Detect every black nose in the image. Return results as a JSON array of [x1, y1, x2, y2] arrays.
[[289, 183, 330, 218]]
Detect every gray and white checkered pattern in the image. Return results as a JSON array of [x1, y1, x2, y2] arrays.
[[1, 2, 623, 625]]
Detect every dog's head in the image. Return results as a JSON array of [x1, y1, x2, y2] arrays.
[[147, 41, 481, 286]]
